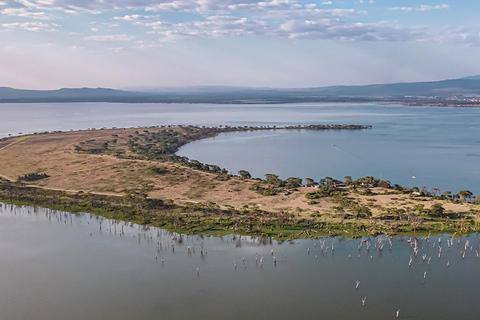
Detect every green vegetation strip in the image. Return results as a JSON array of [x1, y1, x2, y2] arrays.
[[1, 177, 479, 240]]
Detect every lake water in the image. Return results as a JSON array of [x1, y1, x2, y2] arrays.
[[1, 103, 480, 318], [1, 102, 479, 194], [2, 203, 480, 319]]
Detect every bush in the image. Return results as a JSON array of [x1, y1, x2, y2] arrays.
[[262, 188, 277, 196], [215, 173, 230, 181], [18, 173, 50, 182], [147, 165, 168, 175], [428, 203, 445, 217], [305, 185, 336, 199]]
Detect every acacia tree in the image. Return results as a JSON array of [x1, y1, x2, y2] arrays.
[[285, 177, 302, 189], [458, 190, 473, 201], [304, 178, 315, 187], [265, 174, 283, 187], [238, 170, 251, 179]]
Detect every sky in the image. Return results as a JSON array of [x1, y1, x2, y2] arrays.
[[1, 0, 480, 89]]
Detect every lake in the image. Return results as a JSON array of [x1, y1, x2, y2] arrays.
[[1, 102, 479, 194], [1, 102, 480, 319], [1, 203, 480, 319]]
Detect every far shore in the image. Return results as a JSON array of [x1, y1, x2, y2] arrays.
[[1, 99, 480, 109]]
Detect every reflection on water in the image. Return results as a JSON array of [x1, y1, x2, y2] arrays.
[[1, 202, 480, 319]]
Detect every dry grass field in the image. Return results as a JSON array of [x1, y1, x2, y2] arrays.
[[0, 128, 476, 222]]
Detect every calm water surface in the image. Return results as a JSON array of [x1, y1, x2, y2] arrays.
[[1, 102, 478, 194], [1, 103, 479, 318], [1, 203, 479, 319]]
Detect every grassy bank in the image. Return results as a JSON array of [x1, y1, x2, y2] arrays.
[[1, 177, 478, 240]]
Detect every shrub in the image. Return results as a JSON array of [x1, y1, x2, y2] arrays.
[[18, 173, 50, 182]]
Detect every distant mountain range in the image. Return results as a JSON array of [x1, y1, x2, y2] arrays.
[[1, 76, 480, 104]]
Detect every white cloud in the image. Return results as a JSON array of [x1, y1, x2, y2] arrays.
[[113, 14, 160, 22], [263, 8, 360, 20], [389, 7, 413, 12], [227, 0, 301, 12], [280, 19, 427, 42], [194, 15, 273, 38], [145, 1, 200, 12], [0, 0, 469, 47], [2, 21, 59, 31], [417, 4, 449, 11], [85, 34, 135, 41], [389, 4, 449, 12], [143, 15, 275, 42], [1, 7, 50, 19]]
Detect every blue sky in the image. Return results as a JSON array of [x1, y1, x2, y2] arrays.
[[1, 0, 480, 89]]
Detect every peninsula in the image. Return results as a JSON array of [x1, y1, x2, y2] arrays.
[[0, 125, 478, 240]]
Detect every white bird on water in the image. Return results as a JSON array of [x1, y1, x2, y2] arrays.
[[396, 309, 400, 318], [356, 280, 360, 289], [361, 296, 366, 306]]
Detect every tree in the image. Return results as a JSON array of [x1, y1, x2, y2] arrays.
[[442, 191, 452, 199], [344, 176, 353, 185], [413, 204, 424, 215], [458, 190, 473, 201], [238, 170, 251, 179], [209, 165, 221, 173], [431, 188, 441, 197], [325, 177, 334, 186], [305, 178, 315, 187], [429, 203, 445, 217], [408, 214, 423, 232], [393, 184, 404, 192], [285, 177, 302, 189], [265, 174, 283, 187], [378, 180, 391, 188]]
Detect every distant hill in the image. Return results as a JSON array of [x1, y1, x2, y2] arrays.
[[1, 76, 480, 103], [304, 78, 480, 97], [459, 75, 480, 81], [0, 87, 139, 100]]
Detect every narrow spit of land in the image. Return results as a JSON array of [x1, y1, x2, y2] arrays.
[[0, 124, 478, 240]]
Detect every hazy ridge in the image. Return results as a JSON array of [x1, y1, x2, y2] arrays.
[[1, 76, 480, 104]]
